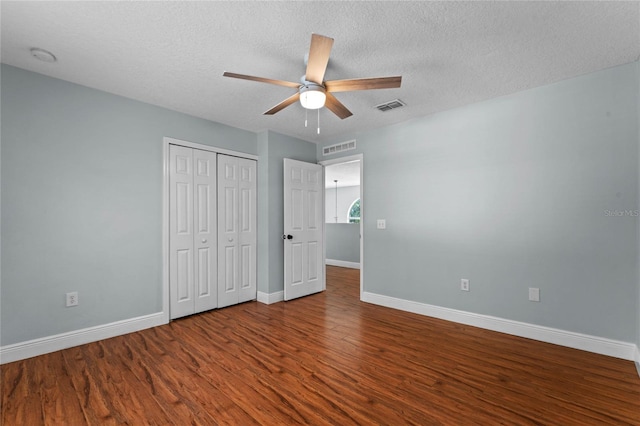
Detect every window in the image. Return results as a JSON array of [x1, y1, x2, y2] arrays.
[[348, 198, 360, 223]]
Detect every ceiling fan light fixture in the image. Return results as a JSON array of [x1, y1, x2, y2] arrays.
[[299, 84, 326, 109], [223, 34, 401, 120]]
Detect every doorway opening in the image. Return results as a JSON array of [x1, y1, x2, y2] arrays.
[[320, 154, 363, 299]]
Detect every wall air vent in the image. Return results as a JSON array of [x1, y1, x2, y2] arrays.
[[323, 139, 356, 156], [375, 99, 405, 112]]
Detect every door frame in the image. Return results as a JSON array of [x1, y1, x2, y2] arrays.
[[319, 153, 364, 300], [162, 137, 258, 323]]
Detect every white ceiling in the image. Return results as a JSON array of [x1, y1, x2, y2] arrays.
[[2, 2, 639, 144], [325, 160, 361, 189]]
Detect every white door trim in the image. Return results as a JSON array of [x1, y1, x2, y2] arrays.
[[319, 153, 364, 300], [162, 137, 257, 322], [164, 137, 258, 160]]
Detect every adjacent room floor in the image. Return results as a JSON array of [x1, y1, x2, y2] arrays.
[[2, 266, 639, 424]]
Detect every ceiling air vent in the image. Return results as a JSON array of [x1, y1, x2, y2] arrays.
[[323, 140, 356, 156], [375, 99, 405, 112]]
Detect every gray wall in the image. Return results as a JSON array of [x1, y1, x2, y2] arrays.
[[1, 65, 257, 345], [326, 224, 360, 263], [326, 186, 360, 223], [4, 60, 639, 352], [257, 130, 317, 294], [318, 62, 639, 343]]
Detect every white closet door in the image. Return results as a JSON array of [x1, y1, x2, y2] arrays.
[[170, 146, 217, 319], [218, 155, 257, 308], [237, 158, 257, 303], [169, 145, 195, 319], [218, 155, 238, 308], [193, 149, 217, 313]]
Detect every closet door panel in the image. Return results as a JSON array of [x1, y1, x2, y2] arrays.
[[238, 158, 257, 303], [169, 145, 195, 319], [218, 155, 239, 308], [171, 148, 256, 316], [193, 150, 217, 313]]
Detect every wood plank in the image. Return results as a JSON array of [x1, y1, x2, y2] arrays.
[[62, 345, 133, 425], [117, 329, 232, 425], [79, 339, 178, 425], [1, 358, 45, 425], [33, 352, 86, 425]]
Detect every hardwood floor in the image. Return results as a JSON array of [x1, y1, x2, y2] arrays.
[[3, 266, 640, 425]]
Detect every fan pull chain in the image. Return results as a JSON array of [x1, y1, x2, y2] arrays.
[[317, 109, 320, 135], [305, 108, 308, 128]]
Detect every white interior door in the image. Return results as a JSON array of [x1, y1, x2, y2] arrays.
[[283, 158, 324, 301], [218, 154, 257, 308]]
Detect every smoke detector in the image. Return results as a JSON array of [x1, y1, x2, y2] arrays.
[[30, 48, 57, 63]]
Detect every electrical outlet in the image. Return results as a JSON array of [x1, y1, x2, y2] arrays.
[[528, 288, 540, 302], [377, 219, 386, 229], [66, 291, 78, 307], [460, 279, 470, 292]]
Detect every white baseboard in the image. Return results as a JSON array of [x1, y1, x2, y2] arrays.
[[635, 346, 640, 378], [0, 312, 166, 364], [326, 259, 360, 269], [361, 291, 636, 361], [257, 290, 284, 305]]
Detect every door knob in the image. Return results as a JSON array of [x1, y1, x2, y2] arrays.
[[282, 234, 293, 240], [228, 237, 234, 242], [201, 239, 207, 243]]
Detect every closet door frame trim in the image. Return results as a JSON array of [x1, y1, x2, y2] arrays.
[[162, 137, 258, 323]]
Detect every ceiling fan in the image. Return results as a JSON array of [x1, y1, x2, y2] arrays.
[[223, 33, 402, 120]]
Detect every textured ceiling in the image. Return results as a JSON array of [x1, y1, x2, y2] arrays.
[[325, 160, 361, 188], [2, 2, 639, 143]]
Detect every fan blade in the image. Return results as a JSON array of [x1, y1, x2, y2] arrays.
[[324, 93, 352, 120], [305, 34, 334, 84], [223, 72, 300, 89], [325, 76, 402, 93], [264, 92, 300, 115]]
